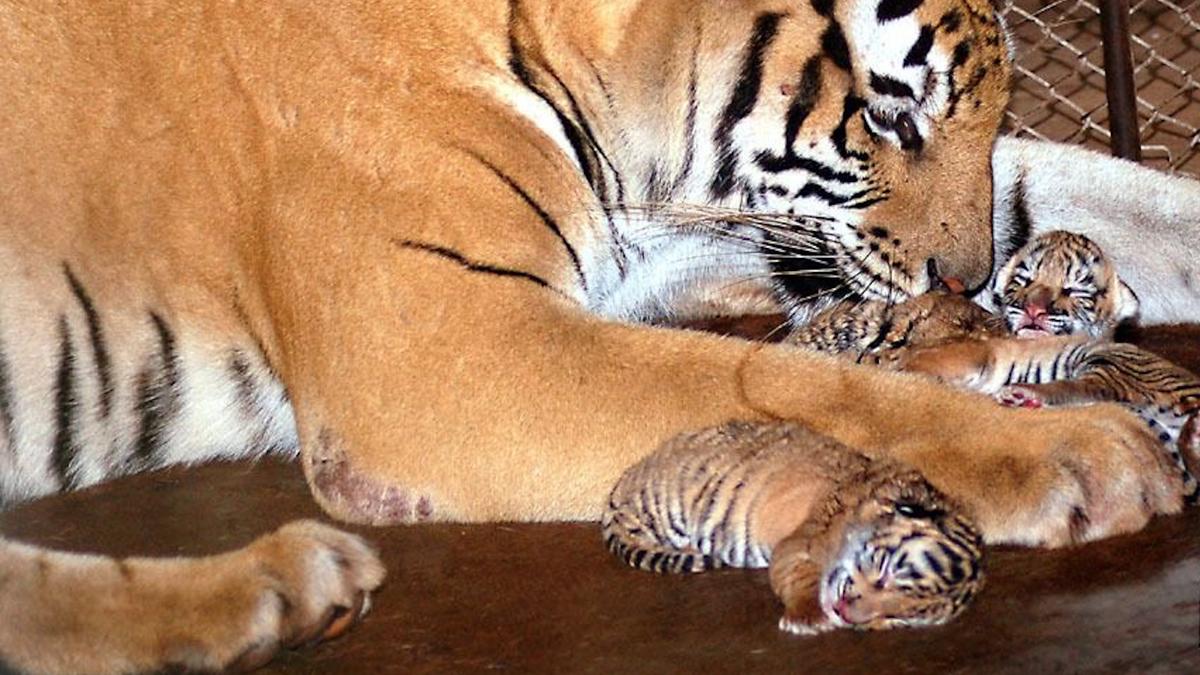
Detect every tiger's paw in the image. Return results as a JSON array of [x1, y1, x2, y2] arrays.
[[3, 520, 385, 675], [218, 520, 387, 671], [946, 404, 1184, 548], [995, 385, 1044, 409]]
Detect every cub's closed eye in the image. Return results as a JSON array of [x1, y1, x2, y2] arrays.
[[895, 501, 942, 519]]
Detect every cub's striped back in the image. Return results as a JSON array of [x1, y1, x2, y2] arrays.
[[603, 421, 985, 635]]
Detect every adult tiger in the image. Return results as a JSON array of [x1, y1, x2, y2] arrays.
[[0, 0, 1194, 672]]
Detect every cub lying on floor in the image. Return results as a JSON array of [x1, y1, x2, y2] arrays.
[[787, 231, 1199, 498], [603, 422, 984, 636]]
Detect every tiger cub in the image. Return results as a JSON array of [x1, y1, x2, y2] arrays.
[[991, 230, 1140, 339], [785, 231, 1199, 498], [602, 422, 984, 635]]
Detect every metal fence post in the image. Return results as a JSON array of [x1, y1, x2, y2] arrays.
[[1099, 0, 1143, 161]]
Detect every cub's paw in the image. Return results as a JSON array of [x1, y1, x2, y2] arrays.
[[962, 405, 1184, 548], [995, 385, 1044, 409], [777, 612, 835, 634], [776, 595, 835, 637], [1179, 414, 1200, 501], [217, 520, 387, 671], [900, 339, 991, 386], [777, 614, 837, 637]]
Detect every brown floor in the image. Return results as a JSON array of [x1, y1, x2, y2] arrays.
[[3, 325, 1200, 674]]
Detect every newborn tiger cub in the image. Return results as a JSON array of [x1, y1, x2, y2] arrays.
[[603, 422, 984, 636], [786, 230, 1199, 497], [787, 230, 1138, 362], [990, 230, 1140, 338]]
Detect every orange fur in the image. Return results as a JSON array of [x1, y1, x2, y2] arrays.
[[0, 0, 1184, 671]]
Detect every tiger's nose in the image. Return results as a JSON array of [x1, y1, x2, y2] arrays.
[[926, 253, 990, 295], [926, 259, 967, 295], [1024, 288, 1054, 315]]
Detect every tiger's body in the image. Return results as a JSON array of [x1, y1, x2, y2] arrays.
[[603, 421, 984, 635], [787, 231, 1199, 495], [0, 0, 1195, 671]]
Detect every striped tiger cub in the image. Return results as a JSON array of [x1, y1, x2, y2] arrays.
[[786, 230, 1200, 498], [602, 422, 984, 636], [991, 230, 1140, 339]]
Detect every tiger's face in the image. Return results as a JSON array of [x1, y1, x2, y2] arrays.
[[707, 0, 1012, 317], [995, 231, 1139, 338], [820, 498, 984, 630]]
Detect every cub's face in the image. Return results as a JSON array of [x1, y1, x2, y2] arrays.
[[724, 0, 1012, 317], [995, 231, 1139, 338], [820, 499, 984, 630]]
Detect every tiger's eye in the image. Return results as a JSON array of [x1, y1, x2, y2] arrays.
[[867, 110, 923, 152], [893, 113, 922, 152]]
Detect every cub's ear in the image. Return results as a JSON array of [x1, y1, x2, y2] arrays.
[[1113, 279, 1140, 322], [993, 253, 1022, 290]]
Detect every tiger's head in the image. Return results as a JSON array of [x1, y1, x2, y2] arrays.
[[592, 0, 1012, 319], [819, 473, 984, 630], [994, 230, 1139, 338]]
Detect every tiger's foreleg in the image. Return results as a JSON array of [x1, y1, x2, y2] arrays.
[[0, 521, 384, 675], [260, 233, 1181, 547]]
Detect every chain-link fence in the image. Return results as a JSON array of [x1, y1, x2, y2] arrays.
[[1003, 0, 1200, 176]]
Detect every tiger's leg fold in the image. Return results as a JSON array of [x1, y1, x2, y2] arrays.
[[0, 520, 384, 675]]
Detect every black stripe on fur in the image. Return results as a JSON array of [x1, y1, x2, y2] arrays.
[[711, 12, 785, 199], [877, 0, 924, 22], [1004, 167, 1034, 262], [506, 0, 602, 197], [904, 26, 936, 67], [52, 316, 81, 490], [64, 264, 114, 419], [869, 72, 916, 99], [821, 22, 852, 71], [392, 239, 557, 292], [0, 333, 14, 452], [468, 151, 588, 291], [133, 312, 182, 470], [753, 57, 829, 177]]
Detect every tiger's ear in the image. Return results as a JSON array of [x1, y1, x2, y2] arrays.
[[1113, 279, 1140, 323]]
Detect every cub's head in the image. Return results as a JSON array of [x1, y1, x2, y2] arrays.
[[820, 475, 984, 630], [994, 230, 1139, 338], [671, 0, 1013, 318]]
